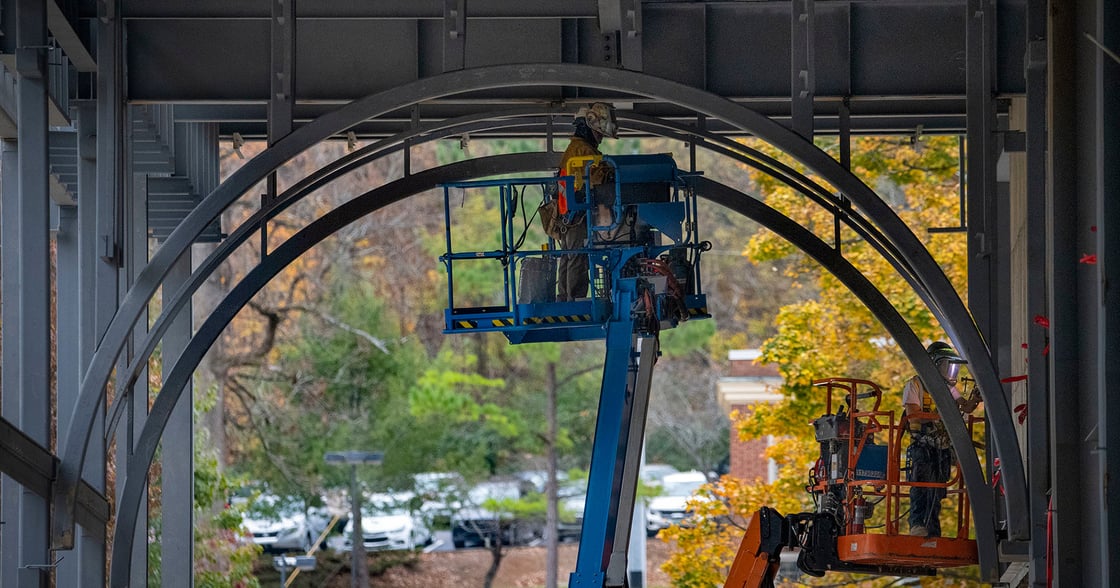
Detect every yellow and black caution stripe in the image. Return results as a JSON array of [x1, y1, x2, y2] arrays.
[[453, 318, 514, 329], [688, 307, 710, 317], [524, 314, 594, 325]]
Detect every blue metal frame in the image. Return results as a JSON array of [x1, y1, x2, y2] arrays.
[[571, 305, 639, 588], [439, 156, 710, 345]]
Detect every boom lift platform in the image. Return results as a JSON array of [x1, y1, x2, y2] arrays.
[[440, 153, 710, 587], [725, 378, 981, 588]]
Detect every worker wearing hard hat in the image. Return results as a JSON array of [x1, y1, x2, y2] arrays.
[[903, 341, 981, 538], [554, 102, 618, 301]]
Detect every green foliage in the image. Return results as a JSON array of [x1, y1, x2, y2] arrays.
[[658, 319, 716, 359], [194, 384, 262, 588], [409, 366, 507, 424], [485, 491, 548, 521], [227, 277, 428, 497]]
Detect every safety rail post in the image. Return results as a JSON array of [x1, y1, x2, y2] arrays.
[[889, 415, 907, 536], [500, 185, 513, 312], [442, 186, 455, 316]]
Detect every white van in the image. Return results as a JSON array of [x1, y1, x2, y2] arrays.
[[646, 471, 708, 536]]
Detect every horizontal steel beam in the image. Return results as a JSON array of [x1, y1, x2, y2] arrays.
[[170, 100, 971, 137], [117, 0, 600, 20], [117, 1, 1026, 103], [0, 416, 109, 533]]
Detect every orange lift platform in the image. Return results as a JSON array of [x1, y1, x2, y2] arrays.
[[725, 377, 983, 587]]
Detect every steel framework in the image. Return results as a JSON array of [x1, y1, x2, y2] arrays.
[[0, 0, 1115, 586]]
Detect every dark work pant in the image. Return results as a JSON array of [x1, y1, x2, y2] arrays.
[[557, 219, 588, 300], [908, 443, 951, 536]]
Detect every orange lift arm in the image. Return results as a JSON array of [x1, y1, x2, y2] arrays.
[[724, 508, 791, 588]]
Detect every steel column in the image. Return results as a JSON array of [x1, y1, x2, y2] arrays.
[[76, 99, 109, 587], [54, 0, 123, 555], [1023, 0, 1049, 581], [1046, 0, 1084, 582], [15, 0, 53, 583], [1099, 0, 1120, 583], [161, 252, 194, 586], [116, 167, 150, 585], [56, 203, 83, 587], [0, 139, 22, 588]]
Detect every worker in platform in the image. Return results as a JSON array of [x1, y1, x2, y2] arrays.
[[554, 102, 618, 301], [903, 341, 980, 537]]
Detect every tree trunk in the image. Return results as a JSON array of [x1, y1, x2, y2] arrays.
[[545, 361, 559, 588], [483, 530, 504, 588]]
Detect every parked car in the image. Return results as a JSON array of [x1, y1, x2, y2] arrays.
[[414, 472, 469, 527], [241, 494, 316, 553], [451, 480, 542, 548], [557, 493, 587, 542], [341, 492, 432, 552], [646, 470, 707, 537], [640, 463, 680, 486]]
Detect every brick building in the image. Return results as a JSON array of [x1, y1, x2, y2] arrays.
[[717, 350, 784, 482]]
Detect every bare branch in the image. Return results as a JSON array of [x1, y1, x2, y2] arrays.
[[273, 304, 391, 354]]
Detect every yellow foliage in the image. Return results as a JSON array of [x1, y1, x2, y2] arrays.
[[664, 136, 981, 587]]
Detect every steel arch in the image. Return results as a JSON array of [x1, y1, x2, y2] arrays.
[[108, 109, 916, 445], [108, 157, 998, 583], [56, 63, 1025, 551], [103, 109, 560, 437], [108, 152, 553, 586]]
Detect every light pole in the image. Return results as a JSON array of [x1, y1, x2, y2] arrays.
[[325, 450, 383, 588]]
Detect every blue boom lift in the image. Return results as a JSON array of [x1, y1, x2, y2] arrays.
[[440, 153, 710, 587]]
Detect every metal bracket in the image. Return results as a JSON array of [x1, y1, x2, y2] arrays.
[[21, 556, 64, 570], [99, 234, 120, 266], [443, 0, 466, 71]]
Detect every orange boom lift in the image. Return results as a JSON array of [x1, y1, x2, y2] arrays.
[[725, 378, 981, 587]]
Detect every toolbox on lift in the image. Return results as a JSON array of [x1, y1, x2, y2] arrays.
[[854, 444, 887, 480]]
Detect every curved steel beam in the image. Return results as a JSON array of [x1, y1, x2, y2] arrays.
[[109, 157, 997, 583], [59, 63, 1023, 550], [109, 152, 556, 586], [104, 110, 559, 438], [693, 176, 998, 580], [105, 110, 864, 441], [109, 109, 900, 448]]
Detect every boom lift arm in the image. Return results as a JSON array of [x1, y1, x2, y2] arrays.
[[440, 153, 711, 587]]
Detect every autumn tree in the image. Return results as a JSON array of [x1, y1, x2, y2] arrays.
[[663, 136, 982, 587]]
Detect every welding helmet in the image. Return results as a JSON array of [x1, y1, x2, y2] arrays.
[[583, 102, 619, 139], [926, 341, 965, 383]]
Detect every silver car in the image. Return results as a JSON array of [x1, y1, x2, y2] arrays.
[[342, 493, 432, 551], [241, 494, 316, 553]]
